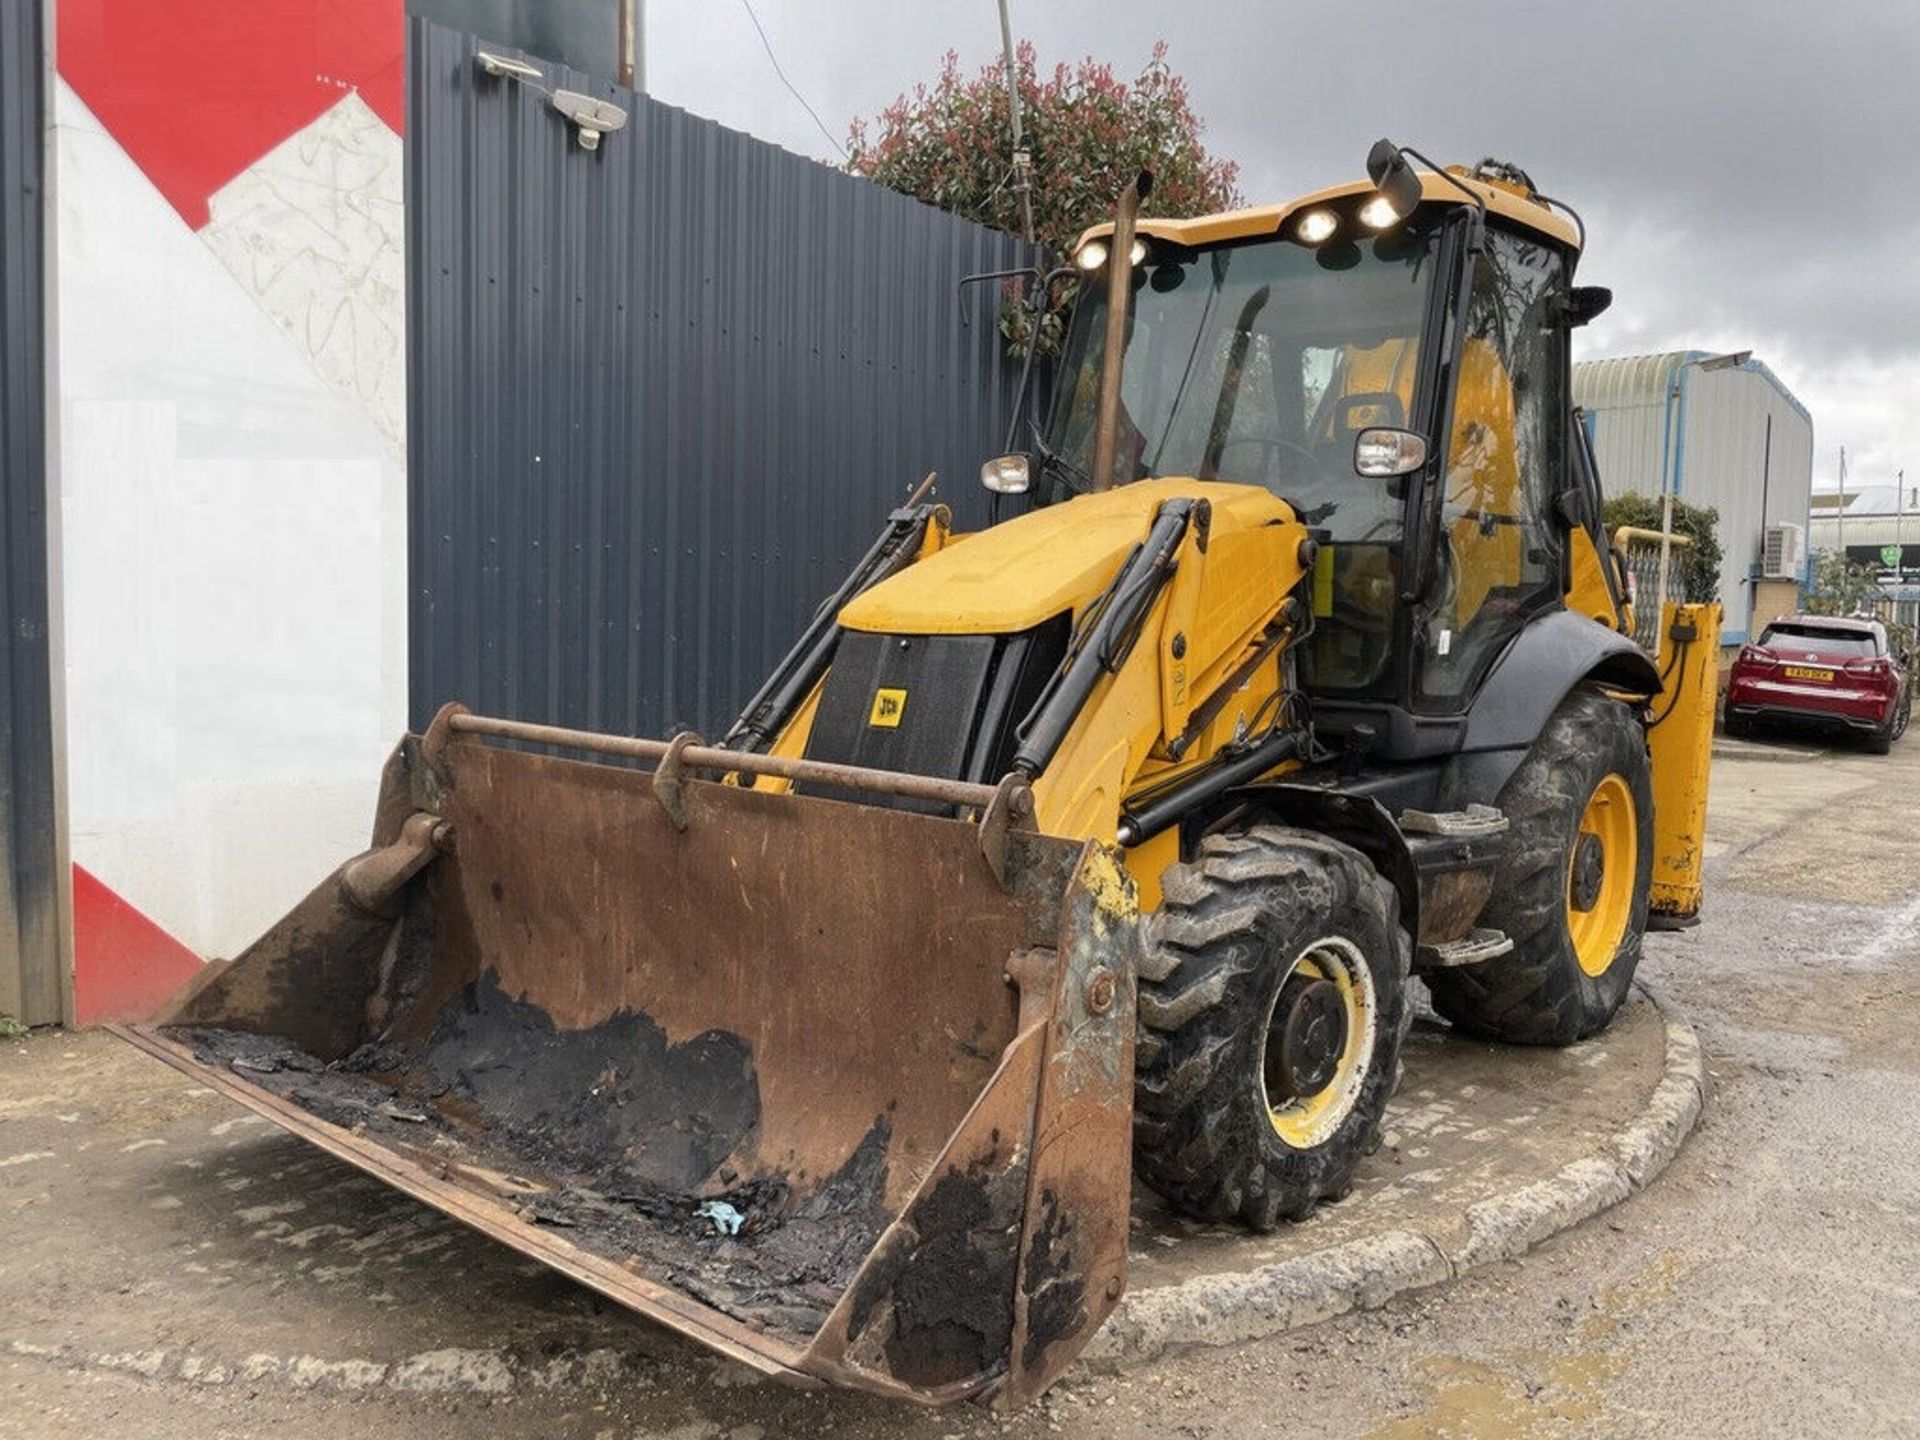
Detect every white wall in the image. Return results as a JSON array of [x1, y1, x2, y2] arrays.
[[54, 82, 406, 958]]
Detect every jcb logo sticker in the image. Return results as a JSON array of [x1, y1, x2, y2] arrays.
[[869, 687, 908, 728]]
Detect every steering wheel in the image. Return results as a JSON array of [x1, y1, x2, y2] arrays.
[[1214, 435, 1326, 488]]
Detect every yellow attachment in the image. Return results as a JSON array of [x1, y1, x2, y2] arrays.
[[836, 479, 1311, 844], [1567, 772, 1638, 978], [1646, 601, 1721, 924]]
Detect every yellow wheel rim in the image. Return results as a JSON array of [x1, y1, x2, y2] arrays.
[[1262, 939, 1377, 1149], [1567, 773, 1636, 978]]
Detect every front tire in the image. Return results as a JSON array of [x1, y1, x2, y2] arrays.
[[1425, 689, 1654, 1047], [1132, 828, 1411, 1231]]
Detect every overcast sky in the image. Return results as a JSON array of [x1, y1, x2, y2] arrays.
[[645, 0, 1918, 492]]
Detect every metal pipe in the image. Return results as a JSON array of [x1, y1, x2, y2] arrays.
[[1612, 526, 1691, 551], [618, 0, 643, 91], [1089, 172, 1151, 492], [446, 712, 1000, 810]]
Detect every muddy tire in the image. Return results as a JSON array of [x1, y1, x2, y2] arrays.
[[1132, 827, 1411, 1231], [1425, 689, 1653, 1047]]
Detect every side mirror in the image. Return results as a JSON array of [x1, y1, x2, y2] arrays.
[[1354, 427, 1428, 478], [980, 454, 1031, 495], [1365, 138, 1424, 222], [1566, 285, 1614, 327]]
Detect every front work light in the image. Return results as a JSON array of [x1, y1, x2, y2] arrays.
[[1353, 427, 1429, 478], [1358, 195, 1401, 230], [1296, 208, 1339, 244], [980, 453, 1032, 494], [1073, 237, 1148, 271]]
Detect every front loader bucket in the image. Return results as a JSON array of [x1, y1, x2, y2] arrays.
[[116, 707, 1141, 1408]]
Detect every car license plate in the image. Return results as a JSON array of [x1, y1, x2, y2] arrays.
[[1783, 665, 1834, 682]]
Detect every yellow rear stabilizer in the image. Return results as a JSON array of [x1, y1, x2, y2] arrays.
[[1646, 601, 1721, 925]]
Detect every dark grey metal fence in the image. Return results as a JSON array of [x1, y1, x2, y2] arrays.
[[406, 17, 1041, 737], [0, 0, 61, 1026]]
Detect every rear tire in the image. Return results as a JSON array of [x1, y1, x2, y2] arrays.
[[1723, 709, 1751, 740], [1425, 689, 1653, 1047], [1868, 692, 1905, 754], [1133, 828, 1411, 1230]]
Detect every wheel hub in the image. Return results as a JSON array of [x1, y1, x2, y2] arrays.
[[1569, 831, 1605, 912], [1268, 975, 1348, 1101]]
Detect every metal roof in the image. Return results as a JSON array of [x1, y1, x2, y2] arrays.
[[1575, 350, 1812, 427]]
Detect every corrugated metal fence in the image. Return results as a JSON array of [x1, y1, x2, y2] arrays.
[[0, 0, 61, 1025], [407, 17, 1040, 737]]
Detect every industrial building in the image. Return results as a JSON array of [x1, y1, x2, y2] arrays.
[[1808, 479, 1920, 624], [1575, 351, 1814, 644]]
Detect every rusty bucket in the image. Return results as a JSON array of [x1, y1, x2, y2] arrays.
[[115, 705, 1140, 1408]]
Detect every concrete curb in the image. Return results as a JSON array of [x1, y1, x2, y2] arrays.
[[1083, 982, 1705, 1370]]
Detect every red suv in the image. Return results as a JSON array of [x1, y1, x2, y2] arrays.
[[1726, 615, 1912, 753]]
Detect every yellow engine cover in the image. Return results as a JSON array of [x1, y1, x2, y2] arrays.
[[833, 479, 1314, 891]]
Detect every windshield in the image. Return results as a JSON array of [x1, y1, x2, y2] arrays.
[[1038, 224, 1438, 543], [1758, 623, 1879, 658]]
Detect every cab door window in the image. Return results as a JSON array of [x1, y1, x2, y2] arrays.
[[1418, 226, 1568, 705]]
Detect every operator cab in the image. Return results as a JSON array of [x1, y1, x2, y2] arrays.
[[1013, 159, 1590, 757]]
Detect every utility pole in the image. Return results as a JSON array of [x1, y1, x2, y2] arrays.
[[1837, 445, 1847, 561], [618, 0, 645, 91], [1898, 468, 1907, 588], [995, 0, 1035, 243]]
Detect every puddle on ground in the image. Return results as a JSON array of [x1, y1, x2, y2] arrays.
[[1363, 1249, 1687, 1438]]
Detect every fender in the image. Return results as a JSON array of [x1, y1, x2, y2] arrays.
[[1463, 609, 1661, 751], [1451, 608, 1663, 802]]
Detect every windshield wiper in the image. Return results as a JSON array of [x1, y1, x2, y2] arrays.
[[1031, 419, 1095, 496]]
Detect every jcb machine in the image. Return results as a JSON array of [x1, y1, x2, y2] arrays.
[[119, 142, 1718, 1407]]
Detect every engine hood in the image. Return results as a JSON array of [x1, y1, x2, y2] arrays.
[[839, 478, 1298, 635]]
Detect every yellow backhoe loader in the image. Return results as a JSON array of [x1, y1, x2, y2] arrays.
[[118, 141, 1718, 1408]]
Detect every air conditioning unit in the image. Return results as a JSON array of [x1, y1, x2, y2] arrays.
[[1762, 522, 1804, 579]]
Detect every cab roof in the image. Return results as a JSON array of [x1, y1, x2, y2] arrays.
[[1071, 168, 1581, 255]]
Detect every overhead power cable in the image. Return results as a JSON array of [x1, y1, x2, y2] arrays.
[[738, 0, 848, 160]]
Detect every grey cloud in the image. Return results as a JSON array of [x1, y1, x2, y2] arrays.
[[646, 0, 1919, 477]]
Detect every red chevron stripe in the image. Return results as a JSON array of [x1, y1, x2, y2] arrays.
[[59, 0, 403, 229]]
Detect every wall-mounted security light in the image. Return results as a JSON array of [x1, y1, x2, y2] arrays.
[[475, 51, 544, 82], [552, 90, 629, 151]]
